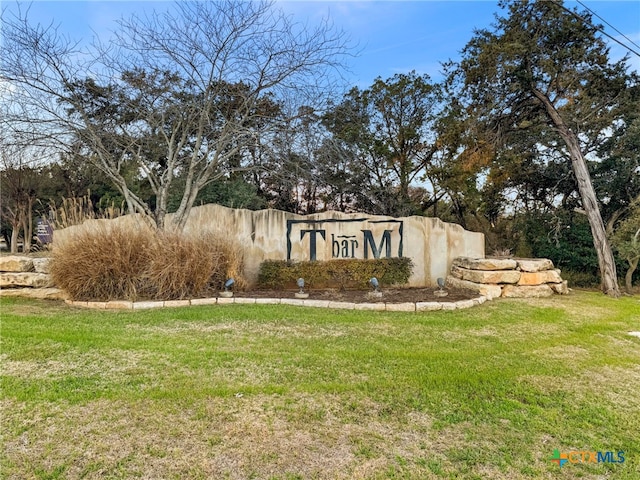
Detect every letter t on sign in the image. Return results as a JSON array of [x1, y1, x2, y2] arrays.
[[300, 229, 326, 261]]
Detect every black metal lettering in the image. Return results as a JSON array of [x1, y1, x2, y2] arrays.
[[362, 230, 392, 259], [301, 229, 326, 261]]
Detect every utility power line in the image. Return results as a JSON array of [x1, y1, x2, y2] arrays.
[[554, 0, 640, 59], [575, 0, 640, 52]]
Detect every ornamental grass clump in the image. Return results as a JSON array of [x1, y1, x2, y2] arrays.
[[51, 222, 245, 301]]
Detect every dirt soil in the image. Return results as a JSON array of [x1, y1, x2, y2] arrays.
[[234, 287, 478, 303]]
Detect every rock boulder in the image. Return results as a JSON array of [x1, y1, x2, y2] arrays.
[[502, 284, 554, 298], [0, 256, 34, 272], [0, 272, 53, 288], [446, 276, 502, 300], [452, 257, 518, 271], [516, 258, 554, 272], [517, 269, 563, 286]]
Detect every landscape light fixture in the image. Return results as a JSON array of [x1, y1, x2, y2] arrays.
[[367, 276, 383, 299], [434, 277, 448, 297], [294, 277, 309, 299], [224, 278, 235, 291]]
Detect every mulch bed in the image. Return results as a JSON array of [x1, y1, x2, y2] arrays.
[[233, 287, 478, 304]]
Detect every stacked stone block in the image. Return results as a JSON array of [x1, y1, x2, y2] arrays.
[[0, 256, 66, 299], [446, 256, 568, 299]]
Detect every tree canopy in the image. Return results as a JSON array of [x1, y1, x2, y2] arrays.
[[1, 0, 350, 230], [448, 0, 639, 296]]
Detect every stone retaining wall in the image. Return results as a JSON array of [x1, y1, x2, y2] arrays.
[[446, 256, 569, 299], [0, 256, 66, 300]]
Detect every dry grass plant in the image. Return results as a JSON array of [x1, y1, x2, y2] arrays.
[[144, 231, 246, 299], [51, 223, 153, 301], [47, 194, 124, 230], [51, 223, 246, 301]]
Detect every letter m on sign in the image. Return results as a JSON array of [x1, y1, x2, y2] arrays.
[[597, 452, 614, 463], [362, 230, 392, 259]]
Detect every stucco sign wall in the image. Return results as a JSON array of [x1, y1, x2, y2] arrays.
[[55, 204, 485, 287]]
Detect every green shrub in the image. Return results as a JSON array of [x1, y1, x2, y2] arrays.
[[561, 269, 600, 289], [257, 257, 413, 290], [51, 222, 245, 301]]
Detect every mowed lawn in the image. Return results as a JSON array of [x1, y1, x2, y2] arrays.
[[1, 292, 639, 480]]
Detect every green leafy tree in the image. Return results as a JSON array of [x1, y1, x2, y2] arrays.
[[611, 205, 640, 294], [596, 115, 640, 232], [322, 72, 441, 217], [451, 0, 638, 297]]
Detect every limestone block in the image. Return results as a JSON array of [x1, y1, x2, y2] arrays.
[[0, 272, 53, 288], [452, 257, 517, 271], [0, 287, 67, 300], [517, 270, 563, 286], [0, 256, 34, 272], [280, 298, 305, 306], [354, 302, 386, 311], [455, 299, 475, 309], [501, 284, 553, 298], [549, 281, 569, 295], [516, 258, 554, 272], [450, 265, 465, 279], [106, 300, 133, 309], [472, 296, 487, 306], [32, 258, 51, 274], [446, 276, 503, 300], [385, 302, 415, 312], [416, 302, 443, 311], [455, 267, 520, 285], [255, 298, 281, 304], [234, 297, 256, 304], [216, 297, 235, 305], [86, 301, 107, 309], [327, 301, 355, 310], [191, 297, 217, 306], [133, 301, 164, 309], [302, 299, 331, 308], [164, 300, 191, 308], [440, 302, 458, 310]]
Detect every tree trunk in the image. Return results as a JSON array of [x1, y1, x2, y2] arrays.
[[10, 227, 19, 254], [533, 89, 621, 297], [626, 257, 638, 295]]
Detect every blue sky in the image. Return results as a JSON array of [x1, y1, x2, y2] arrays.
[[3, 1, 639, 87]]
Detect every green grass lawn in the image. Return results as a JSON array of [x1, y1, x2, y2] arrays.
[[1, 292, 639, 479]]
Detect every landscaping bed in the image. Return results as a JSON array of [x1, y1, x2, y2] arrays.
[[233, 286, 477, 303]]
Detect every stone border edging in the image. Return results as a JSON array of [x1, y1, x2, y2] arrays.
[[64, 294, 488, 312]]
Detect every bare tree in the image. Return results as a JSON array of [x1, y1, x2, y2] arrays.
[[1, 1, 349, 230], [0, 140, 43, 252]]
